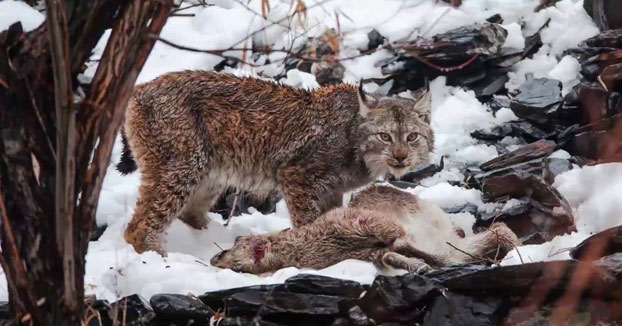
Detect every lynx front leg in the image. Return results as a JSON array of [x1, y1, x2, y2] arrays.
[[178, 182, 222, 229], [382, 252, 434, 274], [125, 166, 204, 255], [279, 164, 342, 227]]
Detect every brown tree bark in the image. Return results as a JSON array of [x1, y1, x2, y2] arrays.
[[0, 0, 172, 325]]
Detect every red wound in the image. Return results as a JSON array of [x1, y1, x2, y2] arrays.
[[252, 244, 265, 263]]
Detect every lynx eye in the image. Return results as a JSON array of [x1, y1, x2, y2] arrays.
[[378, 133, 392, 142], [407, 133, 420, 142]]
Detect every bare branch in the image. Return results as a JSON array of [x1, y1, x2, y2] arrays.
[[45, 0, 78, 310]]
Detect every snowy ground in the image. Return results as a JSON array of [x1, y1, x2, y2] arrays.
[[1, 0, 620, 302]]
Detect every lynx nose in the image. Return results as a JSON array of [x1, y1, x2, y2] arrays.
[[211, 250, 229, 265], [393, 149, 408, 162]]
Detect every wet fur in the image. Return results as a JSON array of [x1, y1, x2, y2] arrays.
[[121, 71, 434, 254], [210, 185, 520, 274]]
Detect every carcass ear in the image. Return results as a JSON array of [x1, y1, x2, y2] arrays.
[[414, 91, 431, 124], [358, 79, 377, 117]]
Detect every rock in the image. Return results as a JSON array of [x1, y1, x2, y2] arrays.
[[571, 226, 622, 261], [216, 316, 285, 326], [0, 302, 10, 326], [150, 294, 212, 324], [367, 29, 386, 50], [347, 306, 371, 326], [474, 158, 575, 243], [380, 23, 508, 93], [359, 274, 439, 323], [584, 1, 622, 31], [224, 291, 348, 325], [577, 82, 610, 124], [90, 294, 155, 326], [469, 69, 509, 97], [479, 140, 557, 171], [398, 157, 444, 183], [581, 29, 622, 48], [199, 284, 284, 312], [431, 261, 622, 300], [422, 293, 502, 326], [572, 124, 622, 162], [284, 274, 365, 298], [444, 202, 479, 216], [594, 253, 622, 281], [90, 223, 107, 242], [600, 62, 622, 91], [488, 95, 511, 111], [312, 61, 346, 86], [387, 180, 418, 189], [471, 122, 549, 142], [510, 78, 563, 126], [478, 197, 531, 223]]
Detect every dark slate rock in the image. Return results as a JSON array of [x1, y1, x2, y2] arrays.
[[510, 78, 563, 125], [470, 69, 509, 97], [284, 274, 365, 298], [422, 293, 502, 326], [199, 284, 284, 312], [347, 306, 371, 326], [0, 302, 10, 326], [477, 197, 531, 222], [150, 294, 211, 324], [474, 158, 575, 243], [594, 253, 622, 282], [367, 29, 386, 50], [359, 274, 439, 323], [471, 121, 549, 142], [224, 291, 347, 325], [431, 261, 622, 299], [444, 203, 479, 216], [488, 95, 511, 111], [387, 180, 418, 189], [571, 226, 622, 261], [398, 157, 444, 184], [313, 61, 346, 86], [90, 223, 107, 242], [479, 139, 557, 171], [471, 124, 513, 141], [91, 295, 155, 326], [581, 28, 622, 48], [584, 0, 622, 31]]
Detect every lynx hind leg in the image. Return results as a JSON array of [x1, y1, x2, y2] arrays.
[[381, 252, 434, 274], [178, 182, 221, 229], [125, 166, 204, 255], [472, 222, 520, 262], [391, 238, 448, 267]]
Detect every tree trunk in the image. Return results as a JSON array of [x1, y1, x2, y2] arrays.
[[0, 0, 172, 325]]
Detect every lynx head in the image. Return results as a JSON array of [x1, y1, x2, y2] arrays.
[[210, 236, 276, 274], [357, 84, 434, 178]]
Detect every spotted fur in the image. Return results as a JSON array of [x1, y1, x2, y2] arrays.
[[211, 185, 520, 274], [121, 71, 433, 254]]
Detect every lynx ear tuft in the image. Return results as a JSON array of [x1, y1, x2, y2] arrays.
[[414, 91, 432, 124], [358, 79, 377, 117]]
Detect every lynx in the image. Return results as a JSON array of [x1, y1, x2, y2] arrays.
[[210, 185, 520, 274], [119, 71, 434, 254]]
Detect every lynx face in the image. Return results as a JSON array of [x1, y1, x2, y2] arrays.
[[358, 88, 434, 178]]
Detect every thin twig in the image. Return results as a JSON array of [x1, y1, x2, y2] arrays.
[[224, 190, 241, 226], [446, 241, 490, 264]]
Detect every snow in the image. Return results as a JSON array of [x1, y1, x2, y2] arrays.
[[0, 0, 618, 303], [0, 0, 44, 33], [502, 23, 525, 50], [503, 163, 622, 265]]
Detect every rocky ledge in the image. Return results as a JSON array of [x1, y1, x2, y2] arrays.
[[4, 228, 615, 326]]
